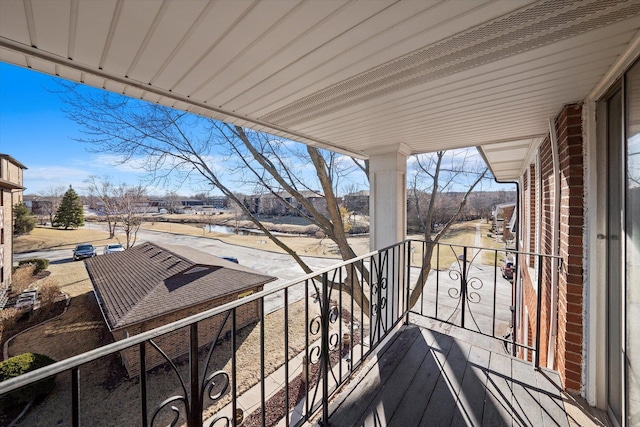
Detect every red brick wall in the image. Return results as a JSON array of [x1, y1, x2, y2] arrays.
[[502, 205, 515, 241], [113, 288, 263, 377], [555, 103, 584, 391], [529, 165, 537, 265], [520, 264, 536, 362], [518, 103, 584, 391]]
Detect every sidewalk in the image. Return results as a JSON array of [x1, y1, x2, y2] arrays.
[[204, 332, 369, 426]]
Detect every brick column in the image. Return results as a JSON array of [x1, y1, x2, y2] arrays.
[[555, 103, 585, 391]]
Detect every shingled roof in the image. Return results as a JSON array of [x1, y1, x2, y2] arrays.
[[85, 242, 277, 330]]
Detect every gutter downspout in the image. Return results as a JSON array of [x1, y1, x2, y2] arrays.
[[476, 145, 521, 354], [548, 118, 561, 370], [495, 179, 520, 356]]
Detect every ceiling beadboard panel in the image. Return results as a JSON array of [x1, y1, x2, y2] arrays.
[[1, 0, 640, 178]]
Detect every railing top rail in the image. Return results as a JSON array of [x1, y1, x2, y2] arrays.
[[404, 239, 562, 259]]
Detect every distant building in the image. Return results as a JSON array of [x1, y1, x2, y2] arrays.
[[343, 190, 369, 215], [492, 202, 516, 241], [85, 242, 276, 377], [23, 195, 52, 217], [249, 191, 330, 216], [0, 154, 27, 308], [148, 196, 228, 213]]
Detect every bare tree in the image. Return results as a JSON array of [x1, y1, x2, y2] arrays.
[[60, 84, 372, 311], [408, 150, 489, 307], [85, 176, 119, 238], [115, 184, 148, 248], [164, 191, 182, 213], [38, 185, 66, 225], [85, 176, 149, 246]]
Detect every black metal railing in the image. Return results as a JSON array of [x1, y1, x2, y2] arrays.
[[0, 240, 558, 426], [407, 240, 561, 365]]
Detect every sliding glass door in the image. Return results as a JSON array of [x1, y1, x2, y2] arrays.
[[605, 59, 640, 427], [624, 60, 640, 427]]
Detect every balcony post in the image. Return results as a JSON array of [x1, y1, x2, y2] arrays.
[[535, 255, 544, 369], [368, 145, 408, 251], [461, 246, 468, 328], [321, 272, 330, 425], [189, 323, 202, 427], [369, 146, 409, 332]]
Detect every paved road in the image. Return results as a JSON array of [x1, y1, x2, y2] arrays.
[[14, 227, 346, 313]]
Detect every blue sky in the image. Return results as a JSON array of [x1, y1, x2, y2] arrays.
[[0, 62, 154, 195], [1, 62, 510, 197]]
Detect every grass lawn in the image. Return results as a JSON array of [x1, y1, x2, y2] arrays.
[[13, 225, 122, 253]]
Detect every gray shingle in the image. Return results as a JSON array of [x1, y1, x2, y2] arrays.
[[85, 242, 276, 330]]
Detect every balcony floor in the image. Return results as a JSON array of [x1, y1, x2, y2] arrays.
[[325, 320, 572, 427]]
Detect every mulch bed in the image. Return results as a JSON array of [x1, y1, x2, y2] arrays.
[[0, 296, 67, 354], [242, 308, 365, 427]]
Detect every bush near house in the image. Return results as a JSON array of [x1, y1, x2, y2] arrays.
[[13, 203, 36, 235], [0, 353, 56, 408], [10, 265, 37, 295], [17, 258, 50, 275]]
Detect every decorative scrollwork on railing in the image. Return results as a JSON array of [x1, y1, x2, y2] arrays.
[[204, 370, 229, 401], [309, 315, 322, 337], [371, 271, 388, 318], [146, 311, 234, 427], [207, 416, 231, 427], [308, 313, 322, 363], [207, 408, 244, 427], [151, 395, 187, 427], [148, 339, 189, 427], [448, 269, 461, 282], [446, 269, 462, 301], [329, 305, 339, 323], [466, 276, 484, 304], [309, 344, 322, 365], [371, 275, 387, 294], [329, 332, 340, 351], [371, 297, 387, 316], [328, 305, 341, 352], [447, 286, 461, 300]]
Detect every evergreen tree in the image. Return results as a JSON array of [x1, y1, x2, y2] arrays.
[[13, 203, 36, 234], [53, 186, 84, 229]]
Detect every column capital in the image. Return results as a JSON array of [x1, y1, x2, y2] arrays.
[[365, 143, 412, 157]]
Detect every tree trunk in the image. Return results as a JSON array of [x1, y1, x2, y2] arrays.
[[408, 243, 434, 308]]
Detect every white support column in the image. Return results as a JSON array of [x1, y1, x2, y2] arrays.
[[368, 145, 409, 335], [369, 146, 408, 251]]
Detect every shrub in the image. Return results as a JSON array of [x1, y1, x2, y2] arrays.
[[17, 258, 49, 275], [10, 265, 36, 294], [33, 279, 61, 319], [13, 203, 36, 235], [0, 308, 20, 339], [0, 353, 56, 407]]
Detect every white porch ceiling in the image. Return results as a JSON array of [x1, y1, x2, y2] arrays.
[[1, 0, 639, 181]]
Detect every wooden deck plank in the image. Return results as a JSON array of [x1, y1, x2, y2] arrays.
[[482, 350, 514, 426], [386, 330, 454, 427], [511, 357, 545, 426], [354, 328, 438, 426], [323, 325, 571, 427], [327, 325, 422, 426], [419, 337, 473, 426], [535, 369, 570, 427], [450, 344, 491, 426]]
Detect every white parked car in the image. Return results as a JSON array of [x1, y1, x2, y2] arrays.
[[104, 244, 125, 255], [15, 295, 35, 311]]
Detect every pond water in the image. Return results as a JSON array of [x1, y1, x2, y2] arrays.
[[206, 225, 249, 235], [206, 224, 305, 237]]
